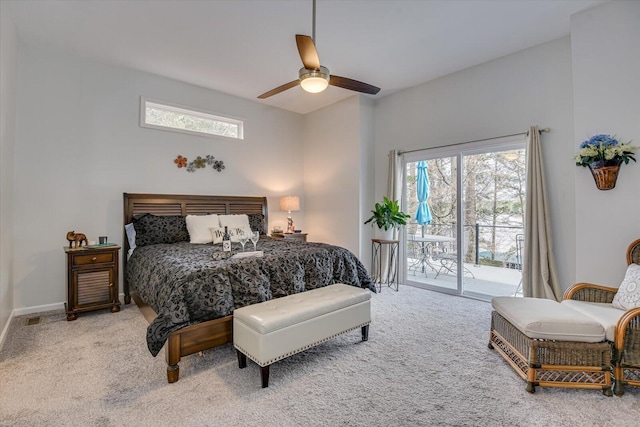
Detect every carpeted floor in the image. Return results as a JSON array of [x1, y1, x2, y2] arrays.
[[1, 285, 639, 427]]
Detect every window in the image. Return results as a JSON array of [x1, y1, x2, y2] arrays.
[[140, 97, 244, 140]]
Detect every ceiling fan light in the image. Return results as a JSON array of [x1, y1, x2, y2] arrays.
[[300, 77, 329, 93], [299, 66, 330, 93]]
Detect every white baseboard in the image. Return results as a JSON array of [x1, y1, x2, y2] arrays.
[[11, 292, 126, 317], [0, 311, 14, 352], [0, 293, 127, 352], [13, 301, 65, 316]]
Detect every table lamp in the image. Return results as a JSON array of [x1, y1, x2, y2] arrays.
[[279, 196, 300, 233]]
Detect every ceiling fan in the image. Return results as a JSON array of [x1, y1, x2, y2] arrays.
[[258, 0, 381, 99]]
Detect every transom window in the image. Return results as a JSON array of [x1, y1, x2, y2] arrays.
[[140, 97, 244, 140]]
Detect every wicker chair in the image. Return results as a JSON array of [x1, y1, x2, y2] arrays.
[[563, 239, 640, 396]]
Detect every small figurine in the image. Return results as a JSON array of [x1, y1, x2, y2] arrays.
[[286, 216, 295, 234], [66, 231, 88, 248]]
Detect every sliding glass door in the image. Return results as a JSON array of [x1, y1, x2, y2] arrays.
[[405, 155, 461, 295], [402, 136, 526, 300]]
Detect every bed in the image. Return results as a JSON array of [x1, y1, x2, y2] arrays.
[[122, 193, 374, 383]]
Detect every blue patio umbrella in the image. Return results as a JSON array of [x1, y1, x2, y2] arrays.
[[415, 161, 432, 225]]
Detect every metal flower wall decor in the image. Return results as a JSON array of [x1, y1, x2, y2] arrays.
[[173, 155, 225, 173]]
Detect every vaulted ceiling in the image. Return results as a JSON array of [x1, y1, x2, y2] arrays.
[[6, 0, 608, 114]]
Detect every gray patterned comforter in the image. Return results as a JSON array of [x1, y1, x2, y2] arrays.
[[125, 237, 375, 356]]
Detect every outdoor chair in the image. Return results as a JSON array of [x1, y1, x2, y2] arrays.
[[433, 229, 475, 279], [562, 239, 640, 396]]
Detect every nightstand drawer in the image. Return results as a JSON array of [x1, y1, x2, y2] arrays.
[[73, 252, 114, 266]]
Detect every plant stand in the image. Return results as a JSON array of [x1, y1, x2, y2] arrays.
[[371, 239, 399, 292]]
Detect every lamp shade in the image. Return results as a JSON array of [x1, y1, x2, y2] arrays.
[[280, 196, 300, 212]]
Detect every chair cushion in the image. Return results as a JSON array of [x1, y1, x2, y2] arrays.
[[612, 263, 640, 310], [492, 297, 605, 342], [561, 300, 625, 342]]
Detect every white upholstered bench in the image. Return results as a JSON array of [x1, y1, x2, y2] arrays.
[[233, 283, 372, 388], [489, 297, 612, 395]]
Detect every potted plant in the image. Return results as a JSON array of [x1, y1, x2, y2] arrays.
[[575, 134, 637, 190], [364, 197, 410, 237]]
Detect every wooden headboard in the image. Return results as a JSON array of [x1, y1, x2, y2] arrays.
[[122, 193, 268, 301]]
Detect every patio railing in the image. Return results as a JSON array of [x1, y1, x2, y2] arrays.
[[407, 222, 524, 270]]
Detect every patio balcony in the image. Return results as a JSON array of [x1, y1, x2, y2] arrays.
[[406, 260, 522, 298], [405, 223, 523, 299]]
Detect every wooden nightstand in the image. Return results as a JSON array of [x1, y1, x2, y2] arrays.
[[271, 232, 308, 242], [64, 245, 121, 321]]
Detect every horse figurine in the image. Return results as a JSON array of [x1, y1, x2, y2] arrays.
[[66, 231, 88, 248]]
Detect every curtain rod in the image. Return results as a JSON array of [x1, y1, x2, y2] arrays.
[[397, 127, 550, 155]]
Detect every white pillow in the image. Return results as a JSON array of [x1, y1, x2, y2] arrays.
[[125, 223, 136, 250], [186, 214, 220, 244], [231, 227, 253, 243], [219, 214, 251, 232], [612, 263, 640, 310], [210, 226, 252, 244], [210, 227, 225, 244]]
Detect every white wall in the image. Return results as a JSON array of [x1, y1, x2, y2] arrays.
[[359, 97, 376, 265], [374, 37, 576, 290], [572, 1, 640, 286], [302, 96, 362, 255], [13, 44, 303, 309], [0, 5, 19, 339]]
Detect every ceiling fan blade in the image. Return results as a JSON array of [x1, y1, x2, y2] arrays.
[[257, 80, 300, 99], [329, 75, 381, 95], [296, 34, 320, 70]]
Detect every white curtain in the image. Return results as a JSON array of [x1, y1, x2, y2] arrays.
[[374, 150, 401, 286], [523, 126, 562, 300]]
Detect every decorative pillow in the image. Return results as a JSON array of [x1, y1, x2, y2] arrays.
[[612, 264, 640, 310], [133, 214, 189, 247], [210, 227, 226, 244], [124, 223, 136, 250], [210, 226, 253, 244], [219, 214, 251, 232], [186, 214, 220, 244], [232, 226, 253, 242], [247, 213, 265, 235]]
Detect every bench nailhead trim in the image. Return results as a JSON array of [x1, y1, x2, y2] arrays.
[[234, 321, 371, 367]]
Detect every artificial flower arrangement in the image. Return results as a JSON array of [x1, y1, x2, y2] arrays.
[[575, 134, 637, 168]]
